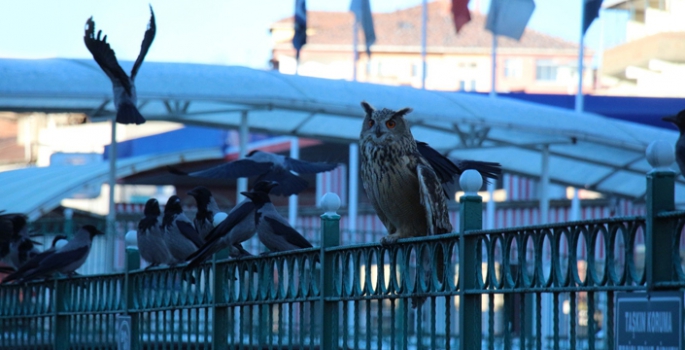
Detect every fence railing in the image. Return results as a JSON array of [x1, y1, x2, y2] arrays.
[[2, 143, 685, 350]]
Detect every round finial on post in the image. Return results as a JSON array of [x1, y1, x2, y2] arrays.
[[63, 208, 73, 220], [460, 169, 483, 196], [213, 212, 228, 227], [646, 140, 675, 171], [321, 192, 341, 216], [125, 230, 138, 249]]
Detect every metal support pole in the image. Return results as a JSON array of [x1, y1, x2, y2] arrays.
[[575, 0, 586, 113], [540, 145, 550, 224], [106, 117, 117, 273], [486, 181, 496, 229], [289, 137, 299, 226], [490, 35, 498, 97], [352, 19, 359, 81], [421, 0, 427, 89], [237, 111, 249, 203], [570, 188, 581, 221], [348, 143, 359, 242]]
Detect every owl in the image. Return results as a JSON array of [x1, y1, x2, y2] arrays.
[[359, 101, 452, 244]]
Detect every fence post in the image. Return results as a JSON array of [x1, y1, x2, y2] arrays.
[[458, 170, 483, 350], [211, 212, 230, 349], [53, 278, 69, 350], [644, 140, 676, 289], [320, 193, 341, 350], [124, 230, 140, 350], [213, 248, 230, 350]]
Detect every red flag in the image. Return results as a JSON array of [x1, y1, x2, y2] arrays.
[[451, 0, 471, 33]]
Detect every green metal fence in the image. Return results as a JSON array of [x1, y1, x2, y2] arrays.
[[1, 162, 684, 349]]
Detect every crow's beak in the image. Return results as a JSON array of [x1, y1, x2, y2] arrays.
[[662, 115, 677, 123]]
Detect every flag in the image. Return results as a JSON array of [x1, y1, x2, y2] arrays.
[[293, 0, 307, 59], [582, 0, 603, 34], [350, 0, 376, 56], [451, 0, 471, 33], [486, 0, 535, 41]]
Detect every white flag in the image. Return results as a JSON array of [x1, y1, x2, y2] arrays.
[[486, 0, 535, 41]]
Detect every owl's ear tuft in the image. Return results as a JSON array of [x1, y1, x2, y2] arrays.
[[393, 107, 413, 118], [361, 101, 375, 115]]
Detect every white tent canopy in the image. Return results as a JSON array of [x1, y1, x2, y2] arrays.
[[0, 58, 682, 207]]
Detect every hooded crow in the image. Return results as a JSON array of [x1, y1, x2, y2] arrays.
[[185, 182, 277, 268], [3, 213, 42, 269], [137, 198, 172, 268], [84, 6, 156, 125], [187, 186, 221, 241], [663, 109, 685, 177], [168, 150, 339, 196], [5, 226, 103, 283], [162, 195, 202, 263], [2, 235, 68, 284], [243, 181, 313, 252]]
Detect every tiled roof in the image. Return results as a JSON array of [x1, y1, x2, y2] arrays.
[[273, 1, 579, 52]]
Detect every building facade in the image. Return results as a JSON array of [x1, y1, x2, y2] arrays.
[[270, 0, 594, 94], [601, 0, 685, 97]]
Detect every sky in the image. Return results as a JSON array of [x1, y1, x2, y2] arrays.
[[0, 0, 628, 69]]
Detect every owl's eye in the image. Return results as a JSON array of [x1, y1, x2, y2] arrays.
[[368, 120, 375, 127], [386, 120, 396, 129]]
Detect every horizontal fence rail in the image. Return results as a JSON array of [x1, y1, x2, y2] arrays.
[[1, 165, 684, 349]]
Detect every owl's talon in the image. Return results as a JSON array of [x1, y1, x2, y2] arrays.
[[381, 235, 400, 245]]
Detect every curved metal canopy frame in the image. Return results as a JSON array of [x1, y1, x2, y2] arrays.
[[0, 58, 682, 204]]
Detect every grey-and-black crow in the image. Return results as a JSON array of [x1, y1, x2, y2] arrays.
[[162, 195, 203, 264], [244, 181, 313, 252], [187, 186, 221, 241], [137, 198, 172, 268], [185, 182, 277, 268], [1, 213, 42, 269], [169, 150, 339, 196], [663, 109, 685, 177], [84, 6, 156, 125], [2, 235, 67, 283], [3, 225, 103, 283]]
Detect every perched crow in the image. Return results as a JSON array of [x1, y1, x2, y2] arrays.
[[83, 6, 156, 124], [3, 226, 103, 283], [162, 196, 202, 264], [2, 235, 67, 284], [169, 150, 339, 196], [137, 198, 172, 268], [187, 186, 221, 241], [186, 182, 276, 268], [245, 181, 313, 253]]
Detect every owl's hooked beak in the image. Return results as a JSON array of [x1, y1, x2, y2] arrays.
[[374, 125, 384, 138]]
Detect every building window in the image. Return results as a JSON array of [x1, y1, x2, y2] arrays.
[[504, 59, 522, 78], [470, 80, 476, 91], [536, 60, 558, 81], [459, 80, 465, 91]]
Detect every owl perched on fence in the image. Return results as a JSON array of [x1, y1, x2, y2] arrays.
[[359, 101, 453, 243]]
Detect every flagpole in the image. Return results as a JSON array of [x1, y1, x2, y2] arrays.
[[352, 19, 359, 81], [421, 0, 427, 89], [490, 34, 498, 97], [575, 0, 586, 113]]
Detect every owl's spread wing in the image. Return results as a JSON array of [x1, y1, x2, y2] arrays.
[[416, 164, 452, 235]]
